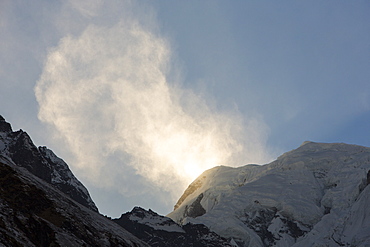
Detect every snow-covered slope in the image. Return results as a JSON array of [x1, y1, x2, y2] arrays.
[[0, 115, 98, 212], [168, 141, 370, 246]]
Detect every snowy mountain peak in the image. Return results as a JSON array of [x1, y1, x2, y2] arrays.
[[168, 142, 370, 246]]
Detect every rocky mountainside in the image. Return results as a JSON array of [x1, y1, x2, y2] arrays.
[[0, 116, 149, 246], [0, 116, 97, 212], [0, 154, 149, 246], [168, 141, 370, 246]]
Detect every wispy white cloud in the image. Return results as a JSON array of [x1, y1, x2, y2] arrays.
[[35, 5, 271, 202]]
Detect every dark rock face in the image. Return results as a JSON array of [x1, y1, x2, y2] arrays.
[[38, 146, 97, 212], [242, 206, 277, 245], [8, 131, 52, 183], [0, 116, 97, 212], [0, 162, 61, 246], [240, 206, 308, 246], [113, 207, 233, 247], [184, 193, 206, 218], [0, 115, 12, 133], [0, 157, 148, 247]]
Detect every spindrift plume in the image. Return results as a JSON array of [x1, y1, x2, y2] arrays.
[[35, 11, 270, 203]]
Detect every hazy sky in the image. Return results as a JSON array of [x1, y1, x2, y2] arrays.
[[1, 1, 369, 217]]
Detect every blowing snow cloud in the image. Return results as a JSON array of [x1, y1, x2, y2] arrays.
[[35, 11, 270, 202]]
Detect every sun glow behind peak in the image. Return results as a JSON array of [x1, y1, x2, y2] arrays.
[[34, 5, 270, 203]]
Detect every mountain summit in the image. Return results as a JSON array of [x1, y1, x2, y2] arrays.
[[168, 141, 370, 246]]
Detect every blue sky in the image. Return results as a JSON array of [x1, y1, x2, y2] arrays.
[[152, 1, 370, 150], [1, 1, 369, 217]]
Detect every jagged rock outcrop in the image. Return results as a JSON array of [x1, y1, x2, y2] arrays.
[[0, 115, 97, 212]]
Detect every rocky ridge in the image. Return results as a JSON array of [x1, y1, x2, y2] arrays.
[[0, 116, 97, 212]]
